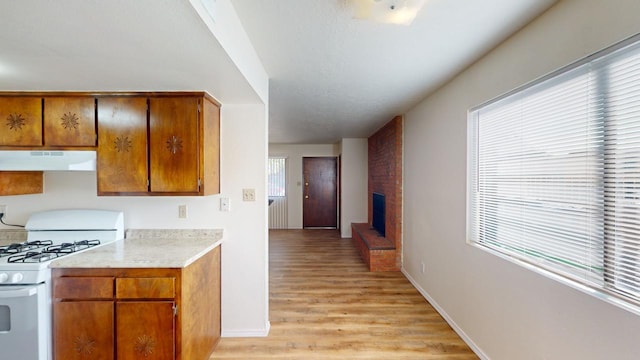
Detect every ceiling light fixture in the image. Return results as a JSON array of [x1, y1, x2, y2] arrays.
[[350, 0, 426, 26]]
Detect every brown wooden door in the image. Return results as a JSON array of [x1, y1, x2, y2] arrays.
[[44, 97, 96, 146], [116, 301, 175, 360], [97, 97, 149, 194], [303, 157, 338, 228], [149, 97, 199, 193], [0, 97, 42, 146], [53, 301, 114, 360]]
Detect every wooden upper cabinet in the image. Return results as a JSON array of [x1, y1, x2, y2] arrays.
[[0, 97, 42, 146], [0, 171, 43, 195], [149, 97, 199, 193], [97, 97, 148, 194], [44, 97, 96, 146], [201, 97, 220, 195], [97, 93, 220, 196]]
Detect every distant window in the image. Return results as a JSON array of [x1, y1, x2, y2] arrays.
[[468, 34, 640, 314], [268, 157, 286, 197]]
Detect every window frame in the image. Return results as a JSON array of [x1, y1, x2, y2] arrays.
[[467, 32, 640, 316], [268, 156, 287, 198]]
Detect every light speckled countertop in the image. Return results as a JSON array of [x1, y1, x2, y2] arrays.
[[50, 229, 223, 269]]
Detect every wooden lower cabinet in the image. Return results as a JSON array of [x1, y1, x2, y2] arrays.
[[117, 302, 175, 360], [52, 247, 221, 360], [53, 301, 114, 360]]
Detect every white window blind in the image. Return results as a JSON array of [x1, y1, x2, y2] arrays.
[[268, 157, 286, 197], [468, 35, 640, 311]]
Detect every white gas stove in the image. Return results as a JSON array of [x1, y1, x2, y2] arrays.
[[0, 209, 124, 360]]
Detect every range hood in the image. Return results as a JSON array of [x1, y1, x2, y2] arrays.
[[0, 150, 96, 171]]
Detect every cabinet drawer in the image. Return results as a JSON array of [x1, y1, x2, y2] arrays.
[[53, 277, 114, 299], [116, 277, 175, 299]]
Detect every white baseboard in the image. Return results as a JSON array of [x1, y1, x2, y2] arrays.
[[222, 321, 271, 338], [401, 268, 488, 360]]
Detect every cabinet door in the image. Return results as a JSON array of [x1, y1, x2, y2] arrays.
[[0, 97, 42, 146], [149, 97, 199, 193], [0, 171, 43, 195], [116, 301, 175, 360], [44, 97, 96, 146], [53, 301, 114, 360], [201, 98, 220, 195], [97, 97, 148, 194]]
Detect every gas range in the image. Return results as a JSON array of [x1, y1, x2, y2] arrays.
[[0, 209, 124, 285], [0, 239, 104, 283], [0, 209, 124, 360]]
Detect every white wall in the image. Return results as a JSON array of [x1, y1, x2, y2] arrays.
[[188, 0, 268, 103], [268, 143, 339, 229], [0, 0, 270, 337], [339, 138, 368, 238], [219, 104, 269, 336], [0, 104, 270, 336], [403, 0, 640, 359]]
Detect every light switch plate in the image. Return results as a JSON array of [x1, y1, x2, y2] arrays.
[[242, 188, 256, 201]]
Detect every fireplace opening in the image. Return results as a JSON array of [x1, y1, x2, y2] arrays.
[[372, 192, 385, 237]]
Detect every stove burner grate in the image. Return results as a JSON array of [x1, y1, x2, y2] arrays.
[[5, 239, 101, 263], [44, 239, 101, 254], [0, 240, 54, 258]]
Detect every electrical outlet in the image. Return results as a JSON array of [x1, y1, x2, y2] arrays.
[[220, 197, 230, 212], [242, 188, 256, 202], [178, 205, 187, 218], [421, 262, 426, 274], [0, 205, 6, 217]]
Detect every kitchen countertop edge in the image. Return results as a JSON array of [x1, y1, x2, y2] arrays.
[[49, 229, 223, 269]]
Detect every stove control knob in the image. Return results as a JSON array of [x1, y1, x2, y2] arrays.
[[11, 273, 23, 283], [0, 273, 7, 283]]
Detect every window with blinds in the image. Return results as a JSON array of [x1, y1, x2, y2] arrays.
[[268, 157, 286, 197], [468, 34, 640, 312]]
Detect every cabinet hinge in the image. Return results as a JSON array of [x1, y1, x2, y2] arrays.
[[173, 305, 178, 316], [197, 178, 201, 190], [147, 179, 150, 187]]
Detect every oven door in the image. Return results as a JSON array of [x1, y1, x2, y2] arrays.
[[0, 283, 50, 360]]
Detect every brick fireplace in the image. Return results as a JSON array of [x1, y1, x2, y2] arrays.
[[352, 115, 402, 271]]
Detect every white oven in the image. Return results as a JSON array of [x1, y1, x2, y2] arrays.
[[0, 283, 49, 360], [0, 209, 124, 360]]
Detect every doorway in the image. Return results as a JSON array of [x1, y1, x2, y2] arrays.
[[302, 157, 338, 228]]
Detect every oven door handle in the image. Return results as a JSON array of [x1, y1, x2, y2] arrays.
[[0, 286, 38, 298]]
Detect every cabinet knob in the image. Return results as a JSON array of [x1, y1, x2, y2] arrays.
[[305, 195, 309, 199]]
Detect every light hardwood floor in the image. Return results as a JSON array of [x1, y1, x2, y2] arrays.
[[211, 229, 478, 359]]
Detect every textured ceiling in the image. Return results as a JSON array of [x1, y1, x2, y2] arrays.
[[0, 0, 557, 145], [231, 0, 557, 144]]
